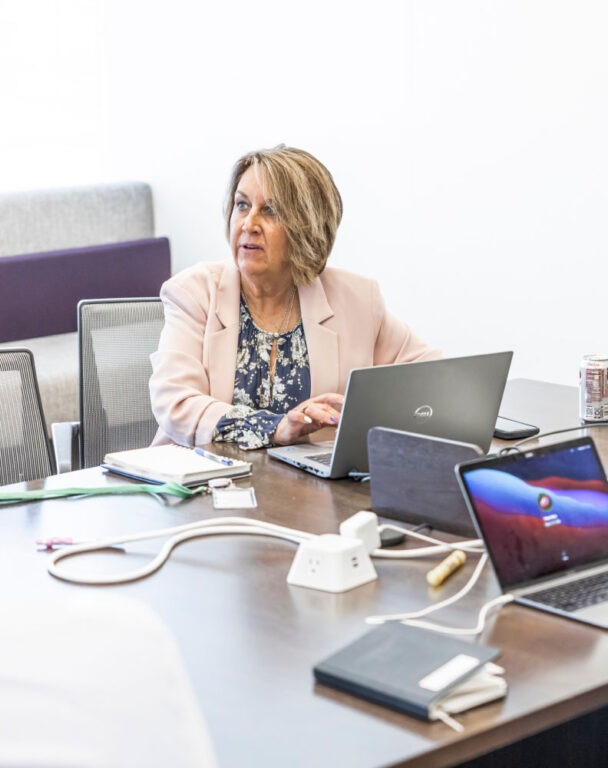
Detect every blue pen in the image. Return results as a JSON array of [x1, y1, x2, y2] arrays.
[[194, 447, 234, 466]]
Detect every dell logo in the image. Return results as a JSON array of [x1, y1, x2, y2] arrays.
[[414, 405, 433, 420]]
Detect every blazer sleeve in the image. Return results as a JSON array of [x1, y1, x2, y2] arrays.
[[373, 293, 442, 365], [149, 268, 233, 447], [316, 268, 441, 377]]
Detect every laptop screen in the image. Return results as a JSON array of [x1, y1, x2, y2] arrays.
[[457, 437, 608, 589]]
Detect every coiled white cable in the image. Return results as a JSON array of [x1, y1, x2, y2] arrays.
[[47, 517, 313, 585]]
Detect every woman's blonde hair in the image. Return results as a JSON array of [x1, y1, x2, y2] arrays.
[[224, 145, 343, 284]]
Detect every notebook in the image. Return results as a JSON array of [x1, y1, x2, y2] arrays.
[[102, 444, 252, 486], [455, 436, 608, 629], [268, 351, 512, 479], [368, 428, 482, 537], [313, 622, 504, 726]]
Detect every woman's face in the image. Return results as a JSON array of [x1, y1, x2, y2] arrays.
[[229, 166, 291, 284]]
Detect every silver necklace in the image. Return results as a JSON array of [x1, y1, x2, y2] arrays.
[[246, 286, 297, 337]]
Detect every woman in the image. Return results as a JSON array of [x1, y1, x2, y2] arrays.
[[149, 145, 440, 450]]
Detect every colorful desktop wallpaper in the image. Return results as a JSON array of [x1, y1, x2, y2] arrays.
[[462, 443, 608, 586]]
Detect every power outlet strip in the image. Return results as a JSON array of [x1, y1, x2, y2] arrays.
[[287, 534, 377, 593]]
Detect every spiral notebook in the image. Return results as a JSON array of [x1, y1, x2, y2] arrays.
[[102, 445, 252, 486]]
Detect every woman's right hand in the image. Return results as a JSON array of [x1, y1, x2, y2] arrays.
[[272, 393, 344, 446]]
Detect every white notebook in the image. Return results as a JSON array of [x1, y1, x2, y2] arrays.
[[102, 445, 251, 486]]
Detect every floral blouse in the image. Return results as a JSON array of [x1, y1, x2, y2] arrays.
[[212, 298, 311, 449]]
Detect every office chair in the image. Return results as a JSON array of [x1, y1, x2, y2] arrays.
[[53, 298, 165, 471], [0, 348, 55, 484]]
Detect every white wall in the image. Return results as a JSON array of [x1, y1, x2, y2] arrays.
[[1, 0, 607, 386]]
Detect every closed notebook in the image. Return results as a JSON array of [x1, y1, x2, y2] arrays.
[[313, 622, 505, 726], [102, 445, 251, 486]]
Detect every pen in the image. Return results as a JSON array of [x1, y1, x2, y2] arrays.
[[194, 447, 234, 466]]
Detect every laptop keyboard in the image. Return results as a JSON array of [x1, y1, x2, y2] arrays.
[[530, 572, 608, 613], [305, 452, 333, 466]]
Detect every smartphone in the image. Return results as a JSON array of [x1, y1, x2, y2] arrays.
[[494, 415, 540, 440]]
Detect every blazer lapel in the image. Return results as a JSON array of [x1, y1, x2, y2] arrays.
[[207, 262, 241, 402], [299, 278, 339, 395]]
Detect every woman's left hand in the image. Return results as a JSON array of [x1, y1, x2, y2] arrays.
[[272, 393, 344, 446]]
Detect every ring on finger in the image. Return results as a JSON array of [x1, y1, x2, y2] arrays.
[[301, 405, 309, 415]]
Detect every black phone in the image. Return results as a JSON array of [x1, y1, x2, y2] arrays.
[[493, 415, 540, 440]]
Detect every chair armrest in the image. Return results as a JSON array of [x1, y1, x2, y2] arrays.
[[51, 421, 80, 473]]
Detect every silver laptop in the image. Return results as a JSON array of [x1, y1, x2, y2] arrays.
[[456, 436, 608, 629], [268, 351, 512, 479]]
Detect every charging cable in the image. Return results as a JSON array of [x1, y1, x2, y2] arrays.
[[366, 554, 515, 637], [373, 523, 484, 558], [47, 517, 313, 585], [400, 593, 515, 636], [366, 553, 489, 626], [498, 421, 608, 456]]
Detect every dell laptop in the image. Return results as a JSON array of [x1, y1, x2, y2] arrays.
[[268, 351, 512, 479], [456, 436, 608, 629]]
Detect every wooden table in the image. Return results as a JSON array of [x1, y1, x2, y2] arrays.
[[4, 379, 608, 767]]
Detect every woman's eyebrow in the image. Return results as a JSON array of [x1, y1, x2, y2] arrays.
[[234, 189, 250, 201]]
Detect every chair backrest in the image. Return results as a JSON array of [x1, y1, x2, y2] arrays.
[[79, 298, 164, 469], [0, 348, 54, 484]]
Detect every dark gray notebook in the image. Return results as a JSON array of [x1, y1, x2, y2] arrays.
[[313, 622, 500, 722]]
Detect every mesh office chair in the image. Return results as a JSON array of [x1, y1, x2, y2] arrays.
[[0, 349, 54, 484], [77, 298, 164, 469]]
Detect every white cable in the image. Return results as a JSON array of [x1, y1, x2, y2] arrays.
[[401, 594, 515, 636], [46, 515, 486, 588], [372, 523, 485, 559], [48, 516, 313, 585], [366, 553, 489, 624]]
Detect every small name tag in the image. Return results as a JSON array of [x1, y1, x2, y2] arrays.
[[212, 487, 257, 509]]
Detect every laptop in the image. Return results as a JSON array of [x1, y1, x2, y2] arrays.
[[268, 351, 512, 479], [368, 428, 482, 537], [456, 436, 608, 629]]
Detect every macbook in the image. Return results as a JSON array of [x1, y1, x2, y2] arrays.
[[456, 437, 608, 629], [268, 351, 512, 479]]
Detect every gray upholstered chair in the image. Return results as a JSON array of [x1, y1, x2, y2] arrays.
[[0, 348, 55, 484], [53, 298, 165, 471]]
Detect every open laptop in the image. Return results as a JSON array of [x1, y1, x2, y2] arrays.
[[456, 437, 608, 629], [268, 351, 512, 479]]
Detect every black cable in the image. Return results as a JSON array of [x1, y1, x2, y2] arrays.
[[497, 421, 608, 455]]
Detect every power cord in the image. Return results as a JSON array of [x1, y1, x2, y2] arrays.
[[47, 516, 313, 585], [44, 513, 484, 587], [366, 554, 514, 637], [498, 421, 608, 455], [373, 523, 484, 558]]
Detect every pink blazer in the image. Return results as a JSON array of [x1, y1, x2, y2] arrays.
[[149, 260, 441, 447]]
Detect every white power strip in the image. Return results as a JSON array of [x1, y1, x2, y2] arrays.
[[287, 533, 378, 593]]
